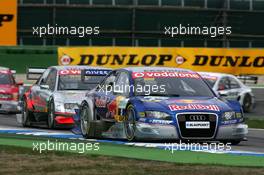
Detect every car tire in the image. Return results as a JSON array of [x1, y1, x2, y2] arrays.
[[80, 103, 93, 139], [243, 94, 253, 113], [21, 98, 33, 127], [124, 105, 137, 141], [48, 100, 56, 129]]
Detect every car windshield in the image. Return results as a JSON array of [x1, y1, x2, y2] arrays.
[[133, 71, 215, 97], [58, 74, 104, 91], [0, 73, 14, 85]]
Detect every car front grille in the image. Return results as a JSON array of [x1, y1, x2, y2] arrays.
[[176, 113, 218, 139]]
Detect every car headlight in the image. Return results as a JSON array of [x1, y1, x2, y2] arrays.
[[235, 112, 243, 119], [145, 111, 171, 120], [64, 103, 78, 110], [222, 111, 236, 121], [55, 102, 65, 112]]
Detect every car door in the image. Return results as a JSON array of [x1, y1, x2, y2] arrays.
[[31, 68, 51, 111], [94, 71, 130, 121], [227, 76, 241, 100], [93, 71, 119, 120]]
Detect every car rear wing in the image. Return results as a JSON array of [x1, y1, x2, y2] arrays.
[[26, 67, 46, 80], [81, 69, 112, 83], [237, 75, 258, 85]]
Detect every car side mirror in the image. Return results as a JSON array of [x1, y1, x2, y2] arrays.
[[16, 81, 23, 86], [218, 91, 228, 97], [40, 84, 49, 90]]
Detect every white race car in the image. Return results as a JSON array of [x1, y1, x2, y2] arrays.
[[199, 72, 255, 112]]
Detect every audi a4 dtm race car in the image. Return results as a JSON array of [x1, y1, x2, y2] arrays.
[[19, 66, 111, 128], [198, 72, 255, 113], [0, 67, 23, 113], [74, 67, 248, 145]]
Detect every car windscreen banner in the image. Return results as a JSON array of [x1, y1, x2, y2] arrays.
[[58, 47, 264, 75], [0, 0, 17, 46]]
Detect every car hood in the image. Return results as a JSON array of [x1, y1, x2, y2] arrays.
[[53, 90, 87, 104], [135, 96, 236, 114]]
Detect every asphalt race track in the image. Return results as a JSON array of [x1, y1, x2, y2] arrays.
[[0, 113, 264, 154]]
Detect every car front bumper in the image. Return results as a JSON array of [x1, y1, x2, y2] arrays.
[[0, 100, 20, 113], [134, 122, 248, 141]]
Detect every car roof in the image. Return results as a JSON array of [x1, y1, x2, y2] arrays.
[[49, 65, 112, 71], [120, 66, 196, 73]]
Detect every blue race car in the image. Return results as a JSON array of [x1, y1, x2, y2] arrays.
[[73, 67, 248, 145]]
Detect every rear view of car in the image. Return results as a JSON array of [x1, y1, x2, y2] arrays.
[[0, 67, 23, 113]]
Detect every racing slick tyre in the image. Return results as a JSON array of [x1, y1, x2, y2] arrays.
[[48, 100, 56, 129], [242, 94, 253, 113], [124, 105, 137, 141], [21, 98, 33, 127], [80, 103, 93, 139]]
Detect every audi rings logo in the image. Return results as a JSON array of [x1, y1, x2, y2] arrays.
[[189, 115, 206, 121]]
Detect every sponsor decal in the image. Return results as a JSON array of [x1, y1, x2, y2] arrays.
[[84, 69, 111, 76], [60, 55, 74, 65], [58, 70, 82, 75], [200, 74, 218, 80], [169, 104, 220, 111], [0, 70, 10, 74], [58, 47, 264, 75], [95, 96, 108, 108], [0, 0, 17, 45], [185, 121, 210, 129], [132, 71, 200, 79], [149, 119, 173, 125]]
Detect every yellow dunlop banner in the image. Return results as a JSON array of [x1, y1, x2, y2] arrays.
[[0, 0, 17, 46], [58, 47, 264, 75]]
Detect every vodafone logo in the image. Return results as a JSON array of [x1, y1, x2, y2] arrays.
[[132, 71, 200, 79], [58, 70, 81, 75], [60, 55, 72, 65]]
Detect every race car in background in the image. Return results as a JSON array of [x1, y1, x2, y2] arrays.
[[19, 66, 111, 128], [198, 72, 255, 113], [0, 66, 23, 113], [74, 67, 248, 145]]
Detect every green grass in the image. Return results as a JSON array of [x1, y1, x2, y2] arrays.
[[1, 145, 264, 175], [245, 119, 264, 129], [0, 135, 264, 167]]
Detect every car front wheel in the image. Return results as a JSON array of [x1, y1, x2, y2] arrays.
[[80, 104, 93, 139], [124, 105, 137, 141], [243, 94, 253, 113], [21, 98, 32, 127], [48, 101, 56, 129]]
